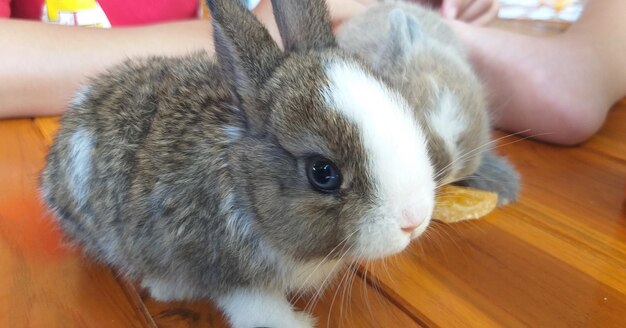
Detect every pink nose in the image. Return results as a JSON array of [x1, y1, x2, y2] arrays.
[[401, 225, 419, 233], [400, 210, 425, 233]]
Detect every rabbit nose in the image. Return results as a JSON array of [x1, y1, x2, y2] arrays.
[[400, 210, 426, 233], [401, 225, 419, 233]]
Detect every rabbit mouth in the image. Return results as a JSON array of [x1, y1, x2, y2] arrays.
[[348, 217, 427, 261], [409, 218, 432, 240]]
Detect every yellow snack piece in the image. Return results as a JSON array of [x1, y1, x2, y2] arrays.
[[433, 185, 498, 223], [552, 0, 573, 11]]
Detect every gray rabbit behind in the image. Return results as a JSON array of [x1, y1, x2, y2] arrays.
[[337, 1, 520, 205]]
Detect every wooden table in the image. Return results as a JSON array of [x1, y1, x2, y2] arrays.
[[2, 25, 626, 328], [2, 103, 625, 328]]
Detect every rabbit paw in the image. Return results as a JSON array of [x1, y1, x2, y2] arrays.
[[217, 289, 315, 328], [456, 151, 520, 206]]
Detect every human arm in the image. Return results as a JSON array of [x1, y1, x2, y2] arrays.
[[0, 19, 217, 118]]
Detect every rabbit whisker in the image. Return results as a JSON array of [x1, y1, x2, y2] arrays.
[[290, 228, 360, 304]]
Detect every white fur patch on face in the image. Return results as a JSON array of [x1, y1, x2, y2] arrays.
[[68, 128, 93, 207], [427, 89, 467, 183], [323, 61, 435, 259]]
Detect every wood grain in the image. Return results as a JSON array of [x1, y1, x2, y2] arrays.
[[33, 116, 60, 147], [3, 101, 626, 328], [584, 98, 626, 162], [0, 119, 155, 328]]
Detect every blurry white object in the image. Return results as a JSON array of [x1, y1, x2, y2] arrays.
[[498, 0, 585, 22]]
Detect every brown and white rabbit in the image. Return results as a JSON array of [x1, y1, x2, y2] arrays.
[[337, 1, 520, 205], [41, 0, 439, 327]]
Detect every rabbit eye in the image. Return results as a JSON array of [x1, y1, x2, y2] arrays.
[[306, 156, 341, 193]]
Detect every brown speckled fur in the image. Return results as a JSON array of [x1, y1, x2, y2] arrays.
[[41, 0, 391, 305]]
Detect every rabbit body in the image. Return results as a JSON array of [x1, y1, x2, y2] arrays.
[[43, 53, 302, 298], [42, 1, 440, 327], [42, 53, 357, 327]]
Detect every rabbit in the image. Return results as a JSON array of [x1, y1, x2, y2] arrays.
[[40, 0, 441, 327], [337, 1, 519, 206]]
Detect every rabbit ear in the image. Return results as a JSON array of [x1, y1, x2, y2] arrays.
[[270, 0, 336, 53], [375, 8, 425, 68], [206, 0, 282, 123]]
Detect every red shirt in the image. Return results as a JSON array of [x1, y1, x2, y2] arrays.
[[1, 0, 199, 26]]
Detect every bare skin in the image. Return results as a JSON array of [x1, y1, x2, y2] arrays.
[[0, 19, 215, 118], [450, 0, 626, 145]]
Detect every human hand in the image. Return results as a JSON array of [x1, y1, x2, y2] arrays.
[[325, 0, 499, 27], [324, 0, 499, 29], [439, 0, 499, 25]]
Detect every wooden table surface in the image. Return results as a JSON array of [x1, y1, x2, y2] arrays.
[[2, 23, 626, 328]]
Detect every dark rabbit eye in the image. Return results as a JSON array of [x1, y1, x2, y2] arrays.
[[306, 157, 341, 193]]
